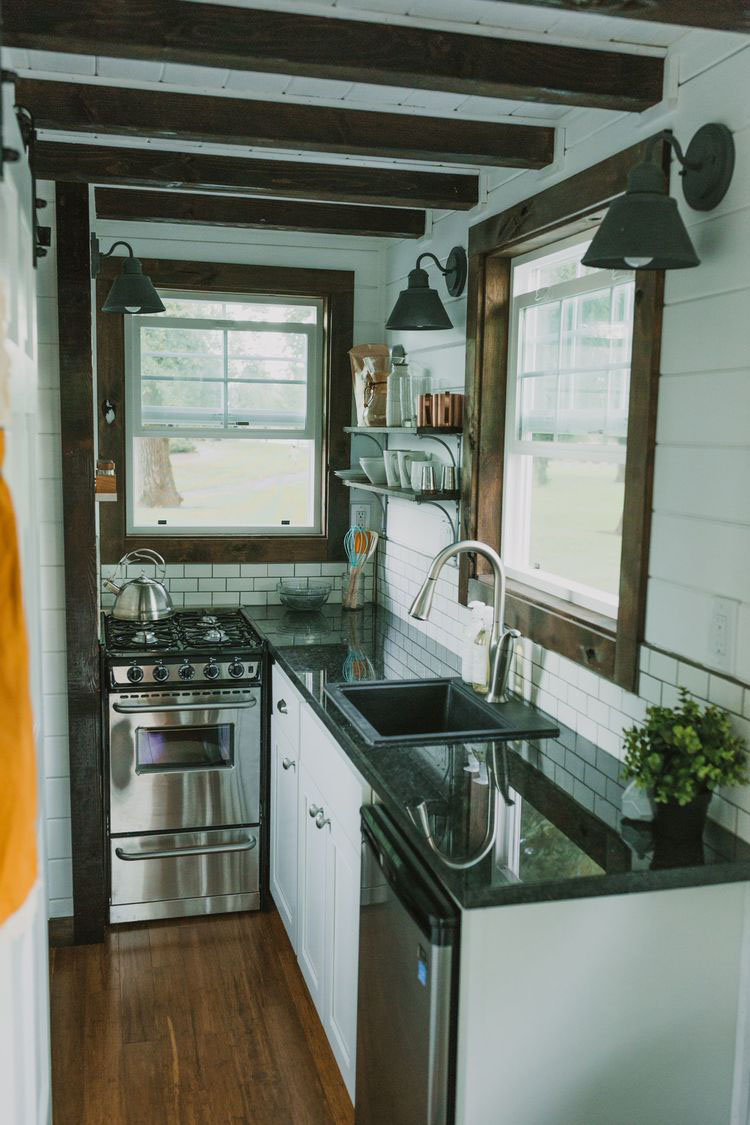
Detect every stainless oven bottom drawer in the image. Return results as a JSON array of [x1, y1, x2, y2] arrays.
[[110, 827, 260, 924]]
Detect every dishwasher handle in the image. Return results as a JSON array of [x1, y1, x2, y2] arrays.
[[361, 806, 457, 947]]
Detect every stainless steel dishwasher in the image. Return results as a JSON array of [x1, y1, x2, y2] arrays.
[[356, 804, 459, 1125]]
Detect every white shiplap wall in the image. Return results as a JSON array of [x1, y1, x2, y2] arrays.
[[381, 30, 750, 840], [39, 201, 385, 917]]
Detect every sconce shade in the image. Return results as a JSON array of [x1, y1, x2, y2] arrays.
[[582, 160, 699, 271], [386, 266, 454, 331], [102, 257, 166, 314]]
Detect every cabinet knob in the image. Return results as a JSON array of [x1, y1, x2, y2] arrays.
[[309, 804, 322, 818], [277, 699, 288, 714], [315, 811, 331, 831], [282, 757, 295, 771]]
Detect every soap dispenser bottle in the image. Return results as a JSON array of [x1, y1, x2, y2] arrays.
[[462, 601, 485, 684], [471, 605, 494, 695]]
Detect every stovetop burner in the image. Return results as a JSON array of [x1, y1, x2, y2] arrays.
[[104, 616, 181, 652], [102, 608, 264, 656]]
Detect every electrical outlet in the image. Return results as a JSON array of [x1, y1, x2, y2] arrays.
[[351, 503, 371, 530], [709, 596, 738, 673]]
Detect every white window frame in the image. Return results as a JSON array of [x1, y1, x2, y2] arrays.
[[501, 234, 635, 620], [124, 289, 325, 537]]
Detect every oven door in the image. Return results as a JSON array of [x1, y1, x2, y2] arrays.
[[108, 687, 261, 834]]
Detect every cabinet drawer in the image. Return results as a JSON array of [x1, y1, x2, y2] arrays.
[[272, 662, 301, 743], [301, 707, 369, 849]]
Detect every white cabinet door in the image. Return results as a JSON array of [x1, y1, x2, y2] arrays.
[[324, 820, 361, 1101], [270, 725, 299, 951], [297, 765, 328, 1014]]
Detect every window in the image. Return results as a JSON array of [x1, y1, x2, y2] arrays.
[[125, 291, 324, 535], [502, 236, 635, 618], [461, 136, 667, 688]]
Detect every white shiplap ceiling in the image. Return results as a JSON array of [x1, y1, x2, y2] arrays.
[[1, 0, 699, 180]]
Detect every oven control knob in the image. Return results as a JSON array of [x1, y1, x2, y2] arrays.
[[228, 661, 245, 679], [178, 663, 195, 681], [127, 664, 144, 684], [153, 663, 170, 683], [203, 661, 220, 680]]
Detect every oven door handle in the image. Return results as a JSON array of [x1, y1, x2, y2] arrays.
[[112, 696, 258, 714], [115, 836, 257, 861]]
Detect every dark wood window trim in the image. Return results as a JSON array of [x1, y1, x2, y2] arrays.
[[97, 257, 354, 564], [460, 135, 668, 692]]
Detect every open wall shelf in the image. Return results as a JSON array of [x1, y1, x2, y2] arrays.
[[344, 425, 462, 437], [339, 477, 460, 504]]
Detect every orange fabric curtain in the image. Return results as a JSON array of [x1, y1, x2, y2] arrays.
[[0, 428, 38, 922]]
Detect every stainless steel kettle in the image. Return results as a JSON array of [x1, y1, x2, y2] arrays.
[[102, 549, 174, 622]]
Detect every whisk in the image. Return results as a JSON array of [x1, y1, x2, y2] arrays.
[[343, 526, 378, 609]]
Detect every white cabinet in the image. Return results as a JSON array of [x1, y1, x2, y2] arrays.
[[269, 725, 299, 949], [297, 764, 328, 1012], [270, 664, 302, 951], [324, 817, 361, 1093], [269, 662, 370, 1103]]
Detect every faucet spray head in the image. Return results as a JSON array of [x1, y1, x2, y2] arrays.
[[409, 578, 437, 620]]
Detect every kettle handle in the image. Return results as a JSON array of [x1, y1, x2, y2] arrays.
[[122, 548, 166, 581]]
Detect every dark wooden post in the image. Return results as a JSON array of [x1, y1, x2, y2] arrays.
[[56, 182, 106, 943]]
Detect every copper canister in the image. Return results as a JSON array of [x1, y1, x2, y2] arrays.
[[450, 393, 464, 429], [417, 393, 433, 427], [430, 393, 450, 428]]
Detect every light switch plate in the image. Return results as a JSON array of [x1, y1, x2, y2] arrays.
[[709, 596, 738, 673]]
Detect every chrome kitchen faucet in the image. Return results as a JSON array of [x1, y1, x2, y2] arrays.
[[409, 539, 520, 704]]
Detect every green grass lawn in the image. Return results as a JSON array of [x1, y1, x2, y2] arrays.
[[528, 459, 624, 597]]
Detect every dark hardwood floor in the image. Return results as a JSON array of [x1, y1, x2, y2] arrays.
[[49, 909, 354, 1125]]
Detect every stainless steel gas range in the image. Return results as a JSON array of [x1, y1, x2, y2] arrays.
[[102, 608, 267, 924]]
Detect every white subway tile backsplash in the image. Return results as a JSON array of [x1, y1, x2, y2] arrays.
[[240, 592, 267, 606], [46, 776, 71, 819], [198, 578, 226, 592], [639, 674, 662, 705], [708, 674, 744, 716], [294, 563, 322, 576], [677, 661, 709, 699], [46, 817, 72, 860], [43, 736, 69, 779], [169, 578, 198, 592], [184, 564, 213, 578], [184, 592, 207, 606], [212, 592, 240, 606], [212, 564, 240, 577], [47, 858, 73, 902], [649, 651, 678, 685]]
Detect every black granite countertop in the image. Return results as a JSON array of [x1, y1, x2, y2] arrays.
[[251, 604, 750, 911]]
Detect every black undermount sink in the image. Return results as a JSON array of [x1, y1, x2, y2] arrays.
[[324, 677, 560, 748]]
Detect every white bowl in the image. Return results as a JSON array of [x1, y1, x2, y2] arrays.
[[359, 457, 387, 485], [334, 468, 366, 481]]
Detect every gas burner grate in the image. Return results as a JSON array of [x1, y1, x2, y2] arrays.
[[177, 609, 263, 650], [104, 616, 181, 652]]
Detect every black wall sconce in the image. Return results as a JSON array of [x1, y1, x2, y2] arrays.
[[386, 246, 467, 331], [582, 124, 735, 271], [90, 235, 165, 314]]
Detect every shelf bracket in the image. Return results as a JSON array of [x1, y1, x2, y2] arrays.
[[420, 500, 459, 544]]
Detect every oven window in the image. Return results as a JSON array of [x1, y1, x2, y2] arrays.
[[135, 724, 234, 772]]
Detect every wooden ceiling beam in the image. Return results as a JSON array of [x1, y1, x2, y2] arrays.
[[5, 1, 664, 112], [35, 141, 479, 211], [17, 79, 554, 170], [475, 1, 750, 34], [94, 187, 426, 239]]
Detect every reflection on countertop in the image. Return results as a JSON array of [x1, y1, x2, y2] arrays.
[[250, 604, 750, 910]]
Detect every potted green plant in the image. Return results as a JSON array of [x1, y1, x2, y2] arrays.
[[622, 688, 748, 841]]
